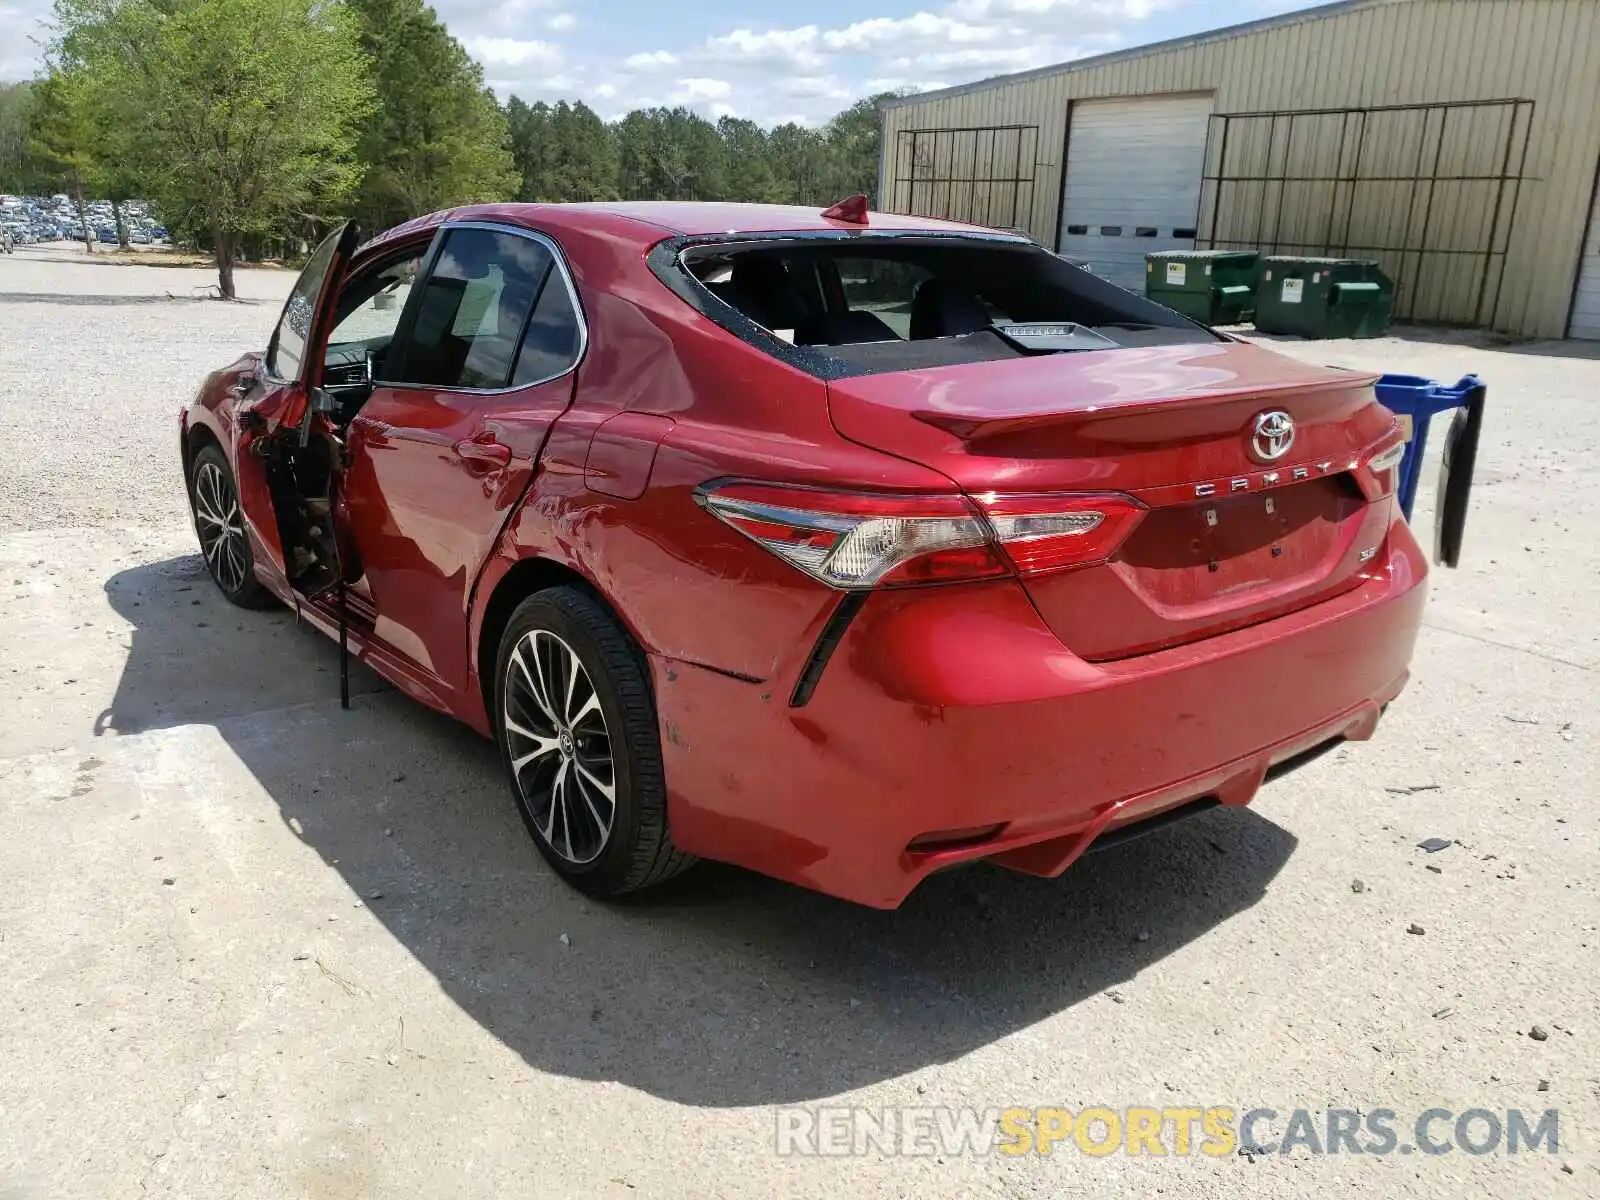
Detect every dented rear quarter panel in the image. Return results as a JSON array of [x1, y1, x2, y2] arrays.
[[472, 213, 962, 687]]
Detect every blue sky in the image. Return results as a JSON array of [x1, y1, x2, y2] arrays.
[[3, 0, 1326, 125]]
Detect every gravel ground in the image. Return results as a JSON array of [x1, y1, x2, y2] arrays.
[[0, 244, 292, 531], [1, 241, 1597, 1199]]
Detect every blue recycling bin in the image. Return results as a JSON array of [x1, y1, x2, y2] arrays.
[[1373, 374, 1485, 523]]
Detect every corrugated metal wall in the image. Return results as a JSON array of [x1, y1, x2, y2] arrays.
[[879, 0, 1600, 337], [1199, 98, 1534, 324]]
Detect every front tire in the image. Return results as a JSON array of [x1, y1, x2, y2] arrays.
[[189, 444, 272, 608], [494, 586, 694, 896]]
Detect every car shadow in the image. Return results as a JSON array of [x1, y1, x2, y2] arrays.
[[102, 554, 1297, 1107], [0, 292, 256, 306]]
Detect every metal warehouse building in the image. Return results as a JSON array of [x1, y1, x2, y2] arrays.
[[877, 0, 1600, 339]]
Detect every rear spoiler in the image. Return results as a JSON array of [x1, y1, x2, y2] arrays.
[[911, 373, 1378, 444]]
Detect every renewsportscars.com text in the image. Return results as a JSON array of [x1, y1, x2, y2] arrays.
[[774, 1105, 1560, 1158]]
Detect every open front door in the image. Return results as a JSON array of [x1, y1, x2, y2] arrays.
[[232, 222, 360, 596]]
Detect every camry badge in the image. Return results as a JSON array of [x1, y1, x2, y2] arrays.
[[1251, 410, 1296, 462]]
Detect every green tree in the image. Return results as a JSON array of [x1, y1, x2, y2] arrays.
[[821, 93, 899, 203], [615, 107, 725, 201], [0, 82, 43, 194], [613, 110, 657, 201], [506, 96, 552, 200], [23, 72, 100, 250], [506, 97, 618, 202], [545, 101, 618, 201], [48, 0, 375, 296], [348, 0, 518, 231], [767, 122, 832, 205], [716, 116, 783, 203]]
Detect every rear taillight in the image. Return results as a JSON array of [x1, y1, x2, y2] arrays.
[[1366, 438, 1407, 496], [696, 484, 1005, 587], [697, 482, 1144, 589], [975, 492, 1147, 575]]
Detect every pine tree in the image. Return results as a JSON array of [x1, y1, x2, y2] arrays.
[[346, 0, 518, 232]]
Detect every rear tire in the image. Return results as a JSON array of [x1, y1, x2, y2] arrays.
[[494, 586, 695, 896], [189, 444, 273, 609]]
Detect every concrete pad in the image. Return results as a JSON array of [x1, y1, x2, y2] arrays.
[[1, 255, 1595, 1197]]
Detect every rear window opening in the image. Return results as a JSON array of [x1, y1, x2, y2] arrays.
[[670, 235, 1221, 378]]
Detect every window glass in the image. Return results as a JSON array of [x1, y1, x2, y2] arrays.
[[328, 254, 423, 347], [512, 271, 583, 385], [268, 226, 344, 380], [389, 228, 553, 390]]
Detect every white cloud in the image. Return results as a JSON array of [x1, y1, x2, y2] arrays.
[[445, 0, 1174, 125], [823, 12, 1001, 50], [489, 72, 575, 93], [779, 76, 853, 100], [707, 25, 826, 69], [462, 37, 562, 68], [436, 0, 565, 36], [864, 78, 950, 97], [623, 50, 678, 69], [952, 0, 1164, 15], [889, 45, 1059, 71], [674, 77, 732, 101], [0, 0, 1188, 131]]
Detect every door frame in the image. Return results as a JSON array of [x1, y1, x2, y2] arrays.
[[304, 217, 590, 703], [232, 221, 361, 591], [1564, 143, 1600, 339]]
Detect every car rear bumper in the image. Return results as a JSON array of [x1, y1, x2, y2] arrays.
[[656, 517, 1427, 908]]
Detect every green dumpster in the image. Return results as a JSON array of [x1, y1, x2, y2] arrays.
[[1144, 250, 1259, 325], [1253, 257, 1394, 338]]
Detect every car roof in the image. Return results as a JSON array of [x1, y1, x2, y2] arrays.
[[538, 201, 1007, 238], [358, 201, 1021, 257]]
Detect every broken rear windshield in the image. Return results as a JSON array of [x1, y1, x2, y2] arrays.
[[651, 233, 1222, 379]]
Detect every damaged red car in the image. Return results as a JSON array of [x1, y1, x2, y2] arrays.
[[181, 201, 1425, 908]]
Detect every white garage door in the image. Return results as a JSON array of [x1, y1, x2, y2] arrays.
[[1057, 94, 1213, 292], [1572, 168, 1600, 340]]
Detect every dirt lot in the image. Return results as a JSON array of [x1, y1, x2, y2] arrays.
[[1, 241, 1597, 1199]]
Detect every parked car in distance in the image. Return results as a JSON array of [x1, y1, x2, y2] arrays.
[[181, 201, 1424, 908]]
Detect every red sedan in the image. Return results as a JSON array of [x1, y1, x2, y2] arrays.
[[181, 201, 1425, 909]]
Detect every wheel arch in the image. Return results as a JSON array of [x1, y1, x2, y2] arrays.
[[183, 418, 224, 486], [472, 555, 652, 727]]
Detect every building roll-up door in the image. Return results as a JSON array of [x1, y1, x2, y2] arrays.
[[1572, 165, 1600, 340], [1057, 94, 1213, 293]]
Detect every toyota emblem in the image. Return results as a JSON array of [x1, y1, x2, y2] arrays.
[[1250, 410, 1296, 462]]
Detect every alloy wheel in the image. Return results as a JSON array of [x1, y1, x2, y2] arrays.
[[503, 628, 616, 865], [193, 460, 249, 594]]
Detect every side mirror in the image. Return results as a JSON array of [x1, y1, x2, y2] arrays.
[[298, 386, 338, 447]]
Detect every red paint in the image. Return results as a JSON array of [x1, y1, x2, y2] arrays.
[[184, 201, 1429, 908], [819, 193, 870, 224], [584, 412, 676, 499]]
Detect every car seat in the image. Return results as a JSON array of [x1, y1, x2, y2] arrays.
[[728, 255, 809, 332], [909, 278, 994, 340]]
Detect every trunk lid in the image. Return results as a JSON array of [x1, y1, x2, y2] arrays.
[[826, 341, 1398, 660]]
